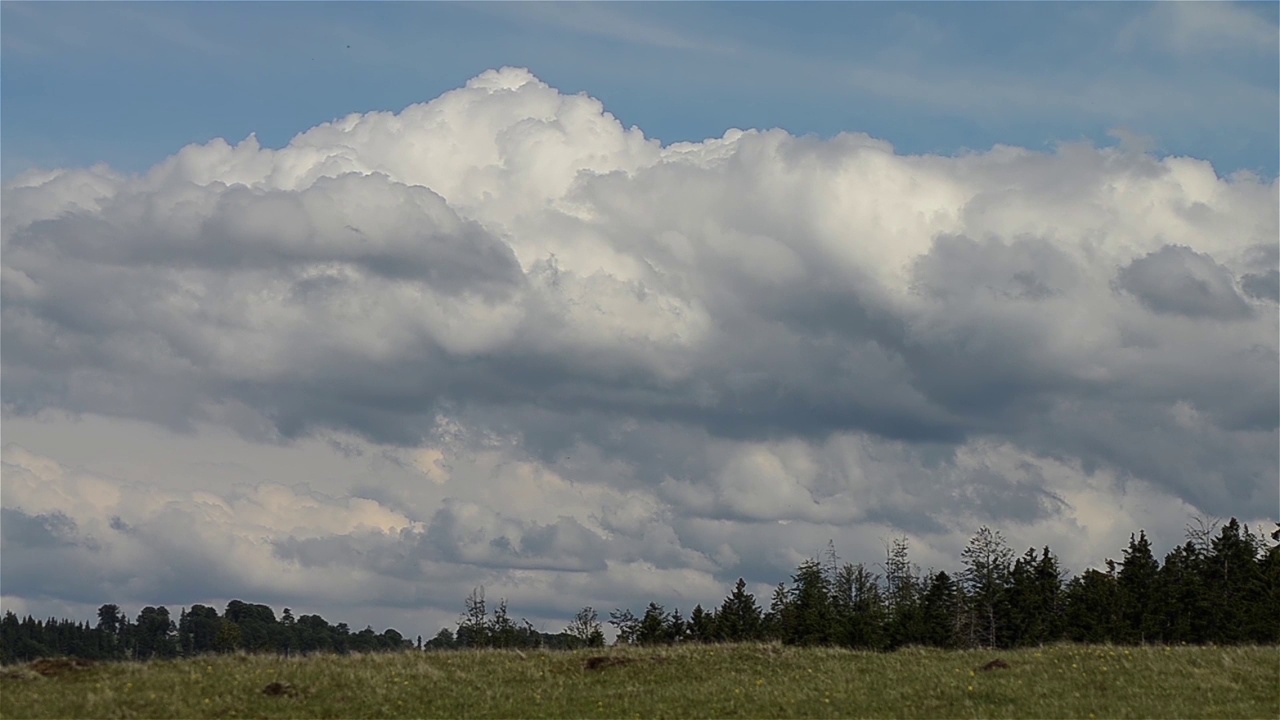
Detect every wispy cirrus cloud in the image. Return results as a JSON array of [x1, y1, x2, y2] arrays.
[[1120, 1, 1279, 57]]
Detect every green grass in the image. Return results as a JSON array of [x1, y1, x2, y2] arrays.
[[2, 644, 1277, 719]]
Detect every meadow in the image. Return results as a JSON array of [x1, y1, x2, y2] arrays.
[[1, 643, 1276, 719]]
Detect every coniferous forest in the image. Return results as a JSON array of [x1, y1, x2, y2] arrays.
[[3, 517, 1276, 665]]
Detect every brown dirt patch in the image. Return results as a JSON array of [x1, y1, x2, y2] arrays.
[[262, 681, 298, 697], [28, 658, 95, 678], [0, 666, 42, 681], [979, 659, 1010, 671], [583, 656, 635, 671]]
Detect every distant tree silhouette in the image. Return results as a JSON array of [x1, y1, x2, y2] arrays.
[[4, 514, 1277, 665]]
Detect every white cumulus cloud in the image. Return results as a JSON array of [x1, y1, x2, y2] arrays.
[[2, 67, 1275, 634]]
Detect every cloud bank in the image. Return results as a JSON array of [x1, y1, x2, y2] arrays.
[[3, 68, 1276, 633]]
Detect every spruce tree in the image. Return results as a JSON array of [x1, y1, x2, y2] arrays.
[[666, 608, 688, 643], [763, 583, 792, 642], [1034, 547, 1066, 642], [717, 578, 763, 642], [920, 570, 960, 648], [1159, 541, 1210, 643], [1204, 518, 1265, 643], [1118, 531, 1162, 643], [845, 562, 888, 650], [789, 558, 834, 645], [637, 603, 669, 645], [1064, 567, 1122, 643], [1258, 532, 1280, 644]]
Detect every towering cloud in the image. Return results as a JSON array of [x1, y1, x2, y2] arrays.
[[2, 68, 1275, 631]]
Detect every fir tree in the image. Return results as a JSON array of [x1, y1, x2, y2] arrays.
[[920, 570, 960, 648], [687, 604, 715, 643], [1118, 531, 1162, 643], [763, 583, 792, 642], [637, 603, 669, 645], [717, 578, 763, 642], [788, 558, 834, 645]]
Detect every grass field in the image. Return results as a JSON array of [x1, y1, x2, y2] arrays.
[[1, 643, 1276, 719]]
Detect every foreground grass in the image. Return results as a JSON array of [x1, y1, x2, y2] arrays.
[[1, 643, 1277, 719]]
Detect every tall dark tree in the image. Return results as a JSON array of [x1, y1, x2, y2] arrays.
[[95, 604, 124, 658], [687, 604, 716, 643], [1203, 518, 1266, 643], [1033, 547, 1066, 642], [1118, 531, 1162, 644], [717, 578, 763, 642], [833, 561, 887, 650], [1158, 541, 1209, 643], [637, 603, 669, 646], [1006, 546, 1065, 646], [223, 601, 277, 652], [666, 608, 688, 644], [132, 606, 176, 659], [786, 559, 834, 645], [1064, 566, 1123, 643], [278, 608, 296, 656], [920, 570, 960, 648], [1259, 531, 1280, 644], [177, 604, 220, 656], [763, 583, 791, 642]]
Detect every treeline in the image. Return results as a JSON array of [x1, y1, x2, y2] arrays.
[[3, 517, 1276, 664], [0, 600, 412, 665], [435, 517, 1279, 651], [420, 589, 597, 651]]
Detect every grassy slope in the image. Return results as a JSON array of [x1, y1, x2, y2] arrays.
[[1, 644, 1276, 719]]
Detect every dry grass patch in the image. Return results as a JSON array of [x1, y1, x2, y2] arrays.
[[1, 644, 1276, 719]]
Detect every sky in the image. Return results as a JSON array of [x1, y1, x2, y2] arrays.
[[1, 2, 1278, 641]]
